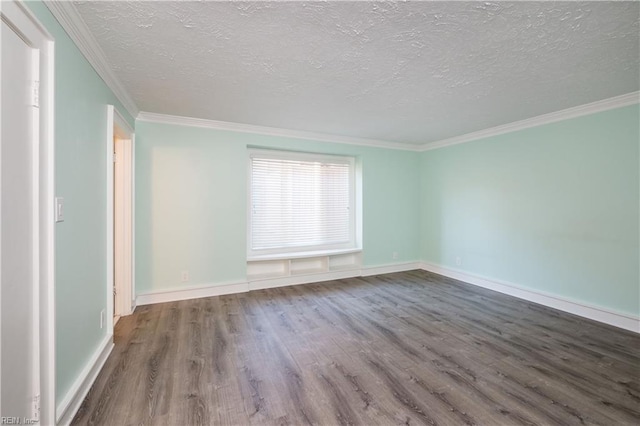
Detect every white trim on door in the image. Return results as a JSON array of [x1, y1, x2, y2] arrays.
[[131, 133, 136, 312], [114, 107, 134, 136], [0, 1, 55, 423], [106, 105, 115, 335], [109, 106, 135, 322]]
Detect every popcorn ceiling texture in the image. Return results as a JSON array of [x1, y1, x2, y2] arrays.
[[74, 1, 639, 145]]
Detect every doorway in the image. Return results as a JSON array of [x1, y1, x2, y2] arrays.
[[107, 106, 134, 329], [0, 1, 55, 423]]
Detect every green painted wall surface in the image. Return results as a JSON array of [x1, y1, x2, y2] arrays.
[[26, 1, 135, 407], [420, 105, 640, 316], [22, 0, 640, 408], [135, 122, 421, 293]]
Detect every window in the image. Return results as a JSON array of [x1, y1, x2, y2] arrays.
[[248, 149, 357, 258]]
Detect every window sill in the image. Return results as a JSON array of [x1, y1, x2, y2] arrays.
[[247, 248, 362, 262]]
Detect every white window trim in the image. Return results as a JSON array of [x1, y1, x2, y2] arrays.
[[247, 148, 358, 258], [247, 247, 362, 262]]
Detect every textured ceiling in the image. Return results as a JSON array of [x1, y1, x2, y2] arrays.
[[73, 1, 640, 145]]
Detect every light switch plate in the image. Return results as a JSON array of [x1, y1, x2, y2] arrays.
[[55, 197, 64, 222]]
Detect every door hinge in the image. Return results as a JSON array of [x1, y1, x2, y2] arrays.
[[32, 80, 40, 108], [113, 152, 117, 163], [33, 394, 40, 421]]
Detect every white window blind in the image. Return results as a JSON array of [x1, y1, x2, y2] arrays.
[[249, 150, 355, 256]]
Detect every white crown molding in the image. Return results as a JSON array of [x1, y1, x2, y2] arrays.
[[137, 111, 422, 151], [139, 90, 638, 152], [420, 262, 639, 333], [31, 2, 640, 150], [420, 91, 640, 151], [45, 1, 139, 118]]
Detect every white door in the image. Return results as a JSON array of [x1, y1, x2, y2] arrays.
[[114, 136, 133, 318], [110, 107, 135, 322], [1, 13, 40, 419]]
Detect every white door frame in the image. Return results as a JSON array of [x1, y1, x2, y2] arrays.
[[106, 105, 135, 331], [0, 1, 55, 423]]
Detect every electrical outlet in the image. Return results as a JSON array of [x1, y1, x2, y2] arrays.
[[455, 256, 461, 266], [181, 270, 189, 282], [100, 309, 105, 329], [392, 252, 398, 260]]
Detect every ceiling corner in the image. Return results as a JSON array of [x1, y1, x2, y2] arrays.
[[44, 0, 139, 118], [418, 91, 640, 152], [137, 111, 423, 152]]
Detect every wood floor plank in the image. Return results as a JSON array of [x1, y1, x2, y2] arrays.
[[72, 271, 640, 426]]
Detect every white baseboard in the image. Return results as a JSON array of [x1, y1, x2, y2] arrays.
[[361, 261, 422, 277], [136, 280, 248, 306], [136, 262, 422, 306], [249, 268, 362, 291], [56, 334, 114, 425], [420, 262, 640, 333], [137, 262, 638, 334]]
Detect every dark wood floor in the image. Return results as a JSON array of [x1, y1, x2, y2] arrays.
[[73, 270, 640, 425]]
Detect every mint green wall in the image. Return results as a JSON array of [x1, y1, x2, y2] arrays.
[[137, 105, 639, 319], [420, 105, 640, 316], [26, 2, 135, 408], [135, 122, 421, 293], [20, 0, 640, 414]]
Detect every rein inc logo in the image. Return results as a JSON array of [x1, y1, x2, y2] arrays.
[[1, 418, 37, 425]]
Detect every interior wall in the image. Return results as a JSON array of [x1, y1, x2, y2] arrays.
[[420, 104, 640, 317], [22, 0, 640, 408], [134, 121, 421, 294], [26, 1, 135, 408]]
